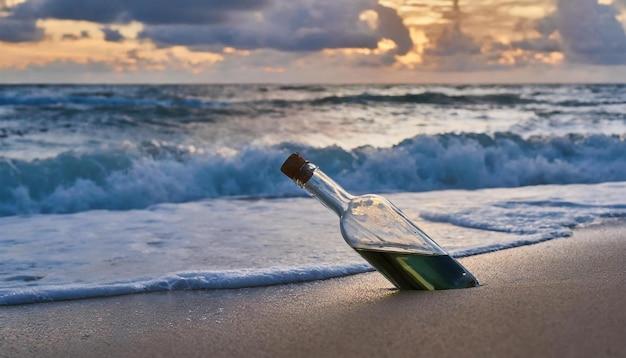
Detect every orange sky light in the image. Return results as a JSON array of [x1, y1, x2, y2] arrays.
[[0, 0, 625, 83]]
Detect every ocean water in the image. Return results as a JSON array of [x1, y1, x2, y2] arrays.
[[1, 84, 626, 305]]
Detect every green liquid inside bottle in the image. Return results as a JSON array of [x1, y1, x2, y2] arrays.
[[355, 249, 479, 290]]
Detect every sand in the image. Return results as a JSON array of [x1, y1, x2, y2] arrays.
[[1, 223, 625, 358]]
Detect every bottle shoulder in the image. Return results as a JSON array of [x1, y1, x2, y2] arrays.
[[339, 194, 445, 255]]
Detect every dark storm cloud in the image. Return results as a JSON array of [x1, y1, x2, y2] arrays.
[[0, 18, 43, 42], [102, 27, 124, 42], [141, 19, 379, 52], [6, 0, 412, 56], [556, 0, 626, 65], [11, 0, 270, 24], [12, 0, 127, 23], [375, 4, 412, 55], [141, 1, 411, 54], [128, 0, 269, 25], [509, 16, 562, 54]]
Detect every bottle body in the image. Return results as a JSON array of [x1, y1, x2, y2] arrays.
[[339, 194, 477, 290], [281, 153, 478, 290]]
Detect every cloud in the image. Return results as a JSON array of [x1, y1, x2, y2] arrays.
[[15, 0, 625, 80], [11, 0, 270, 24], [556, 0, 626, 65], [6, 0, 411, 56], [374, 4, 412, 55], [101, 26, 123, 42], [511, 37, 561, 53], [410, 0, 626, 71], [508, 15, 562, 54], [424, 26, 480, 57], [12, 0, 127, 23], [533, 13, 558, 38], [140, 0, 411, 54], [0, 18, 43, 42], [418, 0, 483, 71]]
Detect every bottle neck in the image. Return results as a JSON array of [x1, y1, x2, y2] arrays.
[[298, 164, 353, 217]]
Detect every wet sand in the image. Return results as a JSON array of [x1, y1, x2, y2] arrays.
[[1, 223, 625, 357]]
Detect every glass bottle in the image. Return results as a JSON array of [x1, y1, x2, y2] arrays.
[[281, 152, 478, 290]]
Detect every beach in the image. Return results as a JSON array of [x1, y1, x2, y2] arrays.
[[2, 222, 624, 358]]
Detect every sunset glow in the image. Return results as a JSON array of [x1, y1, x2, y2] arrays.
[[0, 0, 625, 83]]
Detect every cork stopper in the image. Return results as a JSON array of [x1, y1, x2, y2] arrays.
[[281, 152, 314, 184]]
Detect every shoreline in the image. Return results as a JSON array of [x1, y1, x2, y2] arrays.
[[2, 223, 625, 357]]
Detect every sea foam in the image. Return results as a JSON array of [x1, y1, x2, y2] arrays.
[[0, 264, 373, 305], [1, 133, 625, 216], [1, 182, 625, 305]]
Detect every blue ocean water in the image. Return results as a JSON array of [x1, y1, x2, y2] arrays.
[[1, 84, 625, 305]]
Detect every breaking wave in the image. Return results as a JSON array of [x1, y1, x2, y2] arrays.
[[1, 132, 625, 216]]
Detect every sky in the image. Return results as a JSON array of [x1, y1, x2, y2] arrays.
[[0, 0, 625, 83]]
